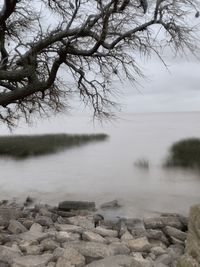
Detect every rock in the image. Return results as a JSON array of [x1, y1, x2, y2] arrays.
[[144, 216, 183, 230], [164, 226, 187, 242], [125, 237, 151, 252], [35, 216, 53, 227], [56, 231, 80, 242], [85, 255, 152, 267], [82, 231, 106, 243], [125, 218, 146, 238], [21, 220, 34, 230], [30, 223, 43, 233], [58, 201, 95, 211], [47, 262, 55, 267], [40, 239, 59, 251], [178, 204, 200, 266], [55, 258, 74, 267], [120, 231, 133, 241], [55, 247, 85, 267], [151, 246, 167, 256], [146, 229, 169, 246], [67, 216, 93, 230], [0, 207, 22, 221], [12, 254, 53, 267], [155, 254, 172, 266], [94, 226, 118, 238], [84, 255, 133, 267], [167, 244, 184, 259], [0, 261, 9, 267], [62, 241, 114, 261], [0, 245, 22, 264], [24, 245, 43, 255], [18, 240, 39, 253], [55, 223, 83, 233], [100, 200, 121, 209], [8, 220, 27, 234], [57, 211, 76, 218], [109, 242, 130, 255]]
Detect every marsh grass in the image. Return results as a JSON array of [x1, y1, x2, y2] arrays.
[[134, 158, 149, 169], [0, 133, 108, 159], [164, 138, 200, 169]]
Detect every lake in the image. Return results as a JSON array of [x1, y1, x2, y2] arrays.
[[0, 112, 200, 217]]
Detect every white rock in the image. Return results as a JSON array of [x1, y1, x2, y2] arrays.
[[54, 224, 83, 233]]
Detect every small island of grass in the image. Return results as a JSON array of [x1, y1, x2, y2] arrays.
[[165, 138, 200, 169], [0, 133, 108, 159]]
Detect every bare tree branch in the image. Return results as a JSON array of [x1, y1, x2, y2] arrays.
[[0, 0, 199, 126]]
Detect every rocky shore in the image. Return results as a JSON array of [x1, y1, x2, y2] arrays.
[[0, 199, 199, 267]]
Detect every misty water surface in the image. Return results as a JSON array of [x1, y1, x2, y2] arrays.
[[0, 112, 200, 217]]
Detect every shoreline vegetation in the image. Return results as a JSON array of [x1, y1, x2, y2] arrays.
[[0, 133, 108, 159], [164, 138, 200, 169]]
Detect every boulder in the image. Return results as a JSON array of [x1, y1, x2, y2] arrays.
[[54, 223, 83, 233], [0, 245, 22, 264], [62, 241, 114, 261], [55, 247, 85, 267], [85, 255, 152, 267], [164, 226, 187, 242], [55, 258, 74, 267], [12, 254, 53, 267], [146, 229, 169, 246], [94, 227, 118, 238], [100, 200, 121, 209], [82, 231, 106, 243], [67, 216, 94, 229], [125, 237, 151, 252], [8, 220, 27, 234], [56, 231, 80, 243], [178, 204, 200, 266], [35, 216, 53, 227], [58, 201, 95, 211], [144, 216, 183, 230], [121, 231, 133, 241]]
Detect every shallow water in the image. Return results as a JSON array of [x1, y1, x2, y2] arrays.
[[0, 112, 200, 217]]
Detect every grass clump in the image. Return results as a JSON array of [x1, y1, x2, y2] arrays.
[[0, 133, 108, 159], [165, 138, 200, 169], [134, 158, 149, 169]]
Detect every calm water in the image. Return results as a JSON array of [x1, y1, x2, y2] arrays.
[[0, 112, 200, 217]]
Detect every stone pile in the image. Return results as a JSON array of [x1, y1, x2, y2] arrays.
[[0, 199, 189, 267]]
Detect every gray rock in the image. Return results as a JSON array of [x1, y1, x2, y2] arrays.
[[55, 247, 85, 267], [58, 201, 95, 211], [40, 239, 59, 251], [155, 254, 172, 266], [94, 227, 118, 238], [67, 216, 93, 230], [100, 200, 121, 209], [0, 261, 9, 267], [146, 229, 169, 246], [144, 216, 183, 230], [54, 223, 83, 233], [121, 231, 133, 241], [129, 220, 146, 238], [85, 255, 153, 267], [124, 237, 151, 252], [35, 216, 53, 227], [82, 231, 106, 243], [56, 231, 80, 242], [151, 246, 167, 256], [164, 226, 187, 242], [0, 207, 22, 221], [12, 253, 53, 267], [8, 220, 27, 234], [0, 245, 22, 264], [55, 258, 74, 267], [109, 242, 130, 255], [62, 241, 115, 261]]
